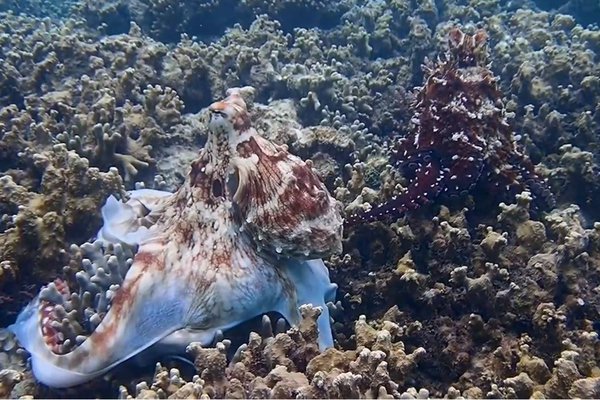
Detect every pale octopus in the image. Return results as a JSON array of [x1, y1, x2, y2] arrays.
[[10, 87, 343, 388]]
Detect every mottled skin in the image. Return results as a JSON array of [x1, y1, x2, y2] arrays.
[[10, 88, 342, 388], [347, 28, 555, 225]]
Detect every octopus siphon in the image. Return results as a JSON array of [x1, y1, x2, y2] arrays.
[[10, 87, 343, 388]]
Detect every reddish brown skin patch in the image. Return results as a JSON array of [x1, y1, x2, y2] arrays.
[[209, 101, 227, 113], [233, 112, 251, 132], [134, 251, 164, 272], [346, 27, 555, 225], [236, 137, 287, 162], [234, 135, 334, 241], [178, 221, 196, 246], [40, 302, 60, 350], [285, 164, 328, 218], [89, 272, 142, 353], [236, 137, 325, 219], [209, 243, 233, 271], [187, 154, 221, 207], [189, 158, 208, 188], [209, 98, 251, 132]]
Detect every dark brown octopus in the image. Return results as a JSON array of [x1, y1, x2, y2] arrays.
[[347, 27, 555, 225]]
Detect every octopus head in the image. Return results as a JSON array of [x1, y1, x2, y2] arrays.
[[447, 27, 488, 68], [208, 87, 253, 135]]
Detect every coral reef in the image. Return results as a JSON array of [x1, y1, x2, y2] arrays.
[[76, 0, 355, 41], [335, 189, 600, 398], [535, 0, 600, 26], [117, 306, 425, 399], [1, 0, 600, 398], [0, 145, 125, 325]]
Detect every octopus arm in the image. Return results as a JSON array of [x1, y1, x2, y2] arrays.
[[9, 241, 190, 388], [346, 159, 444, 225], [510, 154, 556, 209], [162, 247, 337, 351], [96, 189, 172, 246], [441, 155, 484, 196], [275, 258, 337, 349], [482, 157, 555, 210]]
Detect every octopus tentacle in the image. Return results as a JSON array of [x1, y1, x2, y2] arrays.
[[441, 155, 485, 197], [9, 241, 189, 388], [510, 155, 557, 210], [96, 189, 171, 245], [346, 159, 444, 225]]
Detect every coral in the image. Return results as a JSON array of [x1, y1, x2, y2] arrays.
[[243, 0, 354, 31], [77, 0, 355, 42], [538, 0, 600, 26], [543, 350, 583, 398], [0, 15, 190, 185], [569, 376, 600, 399], [0, 369, 22, 398], [0, 328, 30, 399], [331, 182, 600, 396], [0, 329, 27, 372], [546, 144, 600, 214], [37, 240, 135, 354], [116, 307, 424, 399], [0, 145, 125, 324]]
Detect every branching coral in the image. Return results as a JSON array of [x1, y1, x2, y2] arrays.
[[0, 145, 125, 324]]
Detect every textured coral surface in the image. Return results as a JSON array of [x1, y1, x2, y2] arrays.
[[1, 0, 600, 398]]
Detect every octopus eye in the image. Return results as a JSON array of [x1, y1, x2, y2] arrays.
[[212, 179, 223, 198], [213, 110, 226, 116]]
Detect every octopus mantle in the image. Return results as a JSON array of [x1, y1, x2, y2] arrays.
[[10, 87, 343, 388]]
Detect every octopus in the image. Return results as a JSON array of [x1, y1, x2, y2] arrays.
[[346, 27, 555, 225], [9, 87, 343, 388]]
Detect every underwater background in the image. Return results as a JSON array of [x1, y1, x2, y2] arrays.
[[1, 0, 600, 398]]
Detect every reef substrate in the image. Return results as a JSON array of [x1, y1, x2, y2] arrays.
[[1, 0, 600, 398]]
